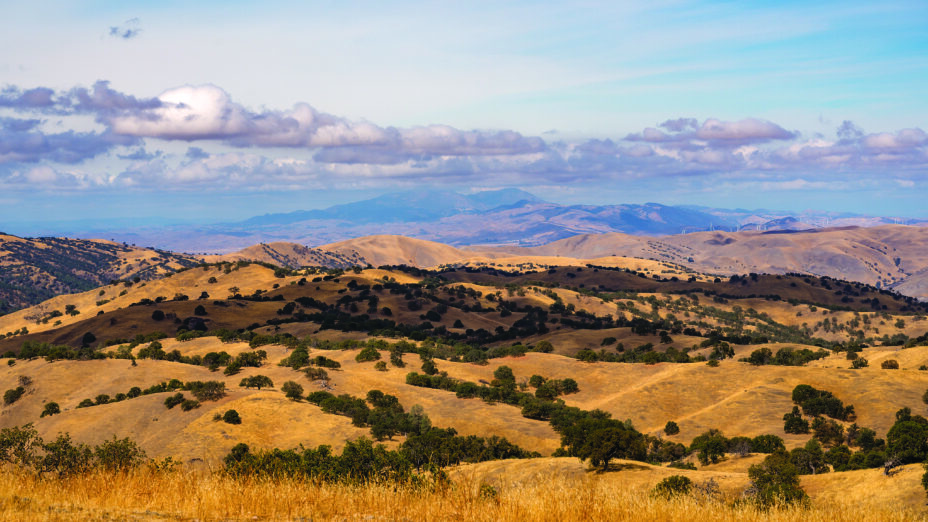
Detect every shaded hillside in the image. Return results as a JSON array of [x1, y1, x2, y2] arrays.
[[0, 234, 198, 315]]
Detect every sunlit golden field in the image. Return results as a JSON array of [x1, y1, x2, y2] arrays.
[[2, 461, 925, 522]]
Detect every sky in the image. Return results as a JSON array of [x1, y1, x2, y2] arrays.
[[1, 0, 927, 230]]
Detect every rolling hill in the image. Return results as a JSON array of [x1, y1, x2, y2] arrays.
[[509, 225, 928, 297], [4, 258, 928, 515], [0, 234, 199, 315]]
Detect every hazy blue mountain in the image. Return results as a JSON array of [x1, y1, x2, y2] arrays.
[[241, 188, 544, 226]]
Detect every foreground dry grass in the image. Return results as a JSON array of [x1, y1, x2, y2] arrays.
[[1, 466, 924, 522]]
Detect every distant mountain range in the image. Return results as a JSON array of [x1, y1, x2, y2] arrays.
[[41, 188, 924, 254], [8, 188, 920, 255]]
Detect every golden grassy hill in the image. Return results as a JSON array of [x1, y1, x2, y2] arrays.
[[6, 341, 928, 513], [0, 263, 293, 340], [510, 225, 928, 298], [3, 260, 928, 516], [0, 234, 198, 315], [320, 234, 486, 267], [202, 241, 365, 268], [6, 342, 928, 462]]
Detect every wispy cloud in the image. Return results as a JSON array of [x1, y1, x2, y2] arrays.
[[109, 18, 142, 40]]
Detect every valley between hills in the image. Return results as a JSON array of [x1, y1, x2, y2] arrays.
[[4, 228, 928, 519]]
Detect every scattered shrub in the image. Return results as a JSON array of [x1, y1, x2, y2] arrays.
[[239, 375, 274, 389], [40, 402, 60, 417], [3, 387, 25, 406], [355, 346, 381, 362], [652, 475, 693, 498], [282, 381, 304, 400], [163, 393, 185, 409], [93, 435, 147, 472]]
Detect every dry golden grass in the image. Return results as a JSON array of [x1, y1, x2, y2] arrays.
[[8, 343, 928, 464], [0, 263, 289, 337], [1, 462, 924, 522]]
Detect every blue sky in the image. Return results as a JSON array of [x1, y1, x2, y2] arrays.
[[1, 0, 926, 228]]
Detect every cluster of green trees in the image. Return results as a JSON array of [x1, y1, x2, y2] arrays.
[[791, 385, 855, 421], [405, 368, 693, 467], [239, 375, 274, 389], [576, 344, 696, 364], [781, 407, 928, 476], [687, 430, 785, 465], [742, 346, 830, 366], [527, 373, 579, 399], [0, 424, 151, 476], [163, 392, 200, 411], [306, 389, 432, 441], [73, 379, 225, 411], [13, 341, 109, 362], [224, 427, 538, 483], [223, 438, 425, 483], [4, 385, 26, 405]]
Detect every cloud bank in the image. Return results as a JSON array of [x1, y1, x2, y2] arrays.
[[0, 81, 925, 193]]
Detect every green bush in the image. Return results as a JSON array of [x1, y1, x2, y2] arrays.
[[0, 424, 43, 467], [93, 435, 147, 472], [421, 359, 438, 375], [239, 375, 274, 389], [222, 409, 242, 424], [40, 402, 60, 418], [304, 367, 330, 381], [664, 421, 680, 436], [652, 475, 693, 498], [690, 429, 728, 465], [282, 381, 304, 400], [185, 380, 226, 401], [163, 393, 185, 409], [356, 345, 381, 362], [40, 433, 92, 476], [180, 399, 200, 411], [3, 387, 25, 405], [748, 450, 807, 506]]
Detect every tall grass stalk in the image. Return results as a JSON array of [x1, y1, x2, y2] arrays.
[[0, 465, 919, 521]]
